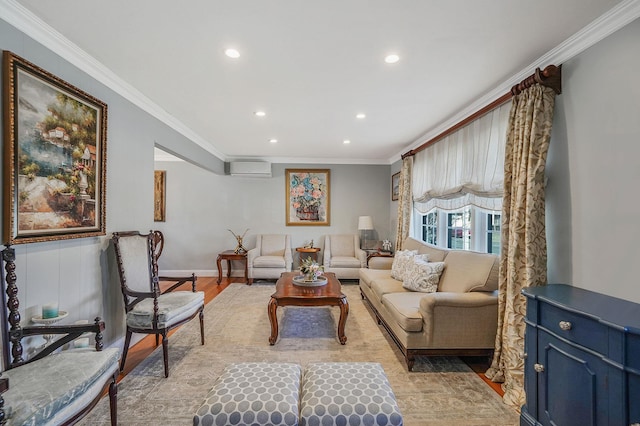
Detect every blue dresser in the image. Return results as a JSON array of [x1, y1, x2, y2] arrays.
[[521, 284, 640, 426]]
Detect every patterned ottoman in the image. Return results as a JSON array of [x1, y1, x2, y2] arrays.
[[300, 362, 403, 426], [194, 362, 301, 426]]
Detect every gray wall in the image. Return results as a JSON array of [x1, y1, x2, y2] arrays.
[[546, 17, 640, 303], [0, 17, 225, 351], [153, 161, 391, 273]]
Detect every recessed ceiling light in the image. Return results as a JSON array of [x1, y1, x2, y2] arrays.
[[269, 138, 278, 143], [224, 48, 240, 58], [356, 113, 366, 119], [343, 140, 351, 144], [254, 111, 266, 117], [384, 54, 400, 64]]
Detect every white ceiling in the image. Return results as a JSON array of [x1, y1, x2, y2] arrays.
[[8, 0, 625, 164]]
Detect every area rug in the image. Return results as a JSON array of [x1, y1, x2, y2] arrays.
[[79, 283, 519, 425]]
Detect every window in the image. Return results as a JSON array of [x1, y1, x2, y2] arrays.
[[416, 207, 501, 254], [487, 213, 501, 254], [447, 210, 471, 250], [421, 212, 437, 245]]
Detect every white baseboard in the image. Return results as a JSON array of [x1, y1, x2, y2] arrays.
[[158, 269, 248, 279]]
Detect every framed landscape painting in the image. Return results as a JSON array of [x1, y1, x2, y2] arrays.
[[392, 172, 400, 201], [285, 169, 330, 226], [3, 51, 107, 244]]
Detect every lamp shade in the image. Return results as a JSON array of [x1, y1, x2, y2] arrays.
[[358, 216, 374, 230]]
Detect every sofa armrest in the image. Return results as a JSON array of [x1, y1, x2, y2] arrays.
[[418, 291, 499, 348], [368, 256, 394, 270]]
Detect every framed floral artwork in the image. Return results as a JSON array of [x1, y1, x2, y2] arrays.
[[3, 51, 107, 244], [285, 169, 330, 226]]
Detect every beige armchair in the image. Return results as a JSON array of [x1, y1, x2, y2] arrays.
[[323, 234, 367, 279], [247, 234, 293, 284]]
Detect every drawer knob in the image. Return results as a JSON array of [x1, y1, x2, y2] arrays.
[[534, 363, 545, 373], [559, 321, 572, 331]]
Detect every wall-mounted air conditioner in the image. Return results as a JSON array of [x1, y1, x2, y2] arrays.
[[228, 161, 272, 177]]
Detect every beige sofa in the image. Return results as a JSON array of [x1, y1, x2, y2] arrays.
[[359, 237, 499, 371]]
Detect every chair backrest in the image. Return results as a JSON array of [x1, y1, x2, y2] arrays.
[[112, 231, 158, 305], [259, 234, 288, 256], [328, 234, 357, 257]]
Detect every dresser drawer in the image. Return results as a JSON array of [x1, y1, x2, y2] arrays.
[[539, 302, 608, 355]]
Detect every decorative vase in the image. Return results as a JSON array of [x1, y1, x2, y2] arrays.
[[296, 205, 319, 221]]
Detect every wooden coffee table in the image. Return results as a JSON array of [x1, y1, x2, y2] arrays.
[[268, 271, 349, 345]]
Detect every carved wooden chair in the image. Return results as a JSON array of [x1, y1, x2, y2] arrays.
[[0, 246, 119, 425], [112, 230, 204, 378]]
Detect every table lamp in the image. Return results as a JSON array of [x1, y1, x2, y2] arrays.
[[358, 216, 374, 250]]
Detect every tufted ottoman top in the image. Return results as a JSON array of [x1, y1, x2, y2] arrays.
[[193, 362, 301, 426], [300, 362, 403, 426]]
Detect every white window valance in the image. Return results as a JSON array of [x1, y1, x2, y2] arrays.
[[412, 101, 511, 213]]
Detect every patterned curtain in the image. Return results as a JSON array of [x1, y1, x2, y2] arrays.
[[485, 84, 557, 409], [394, 156, 413, 251]]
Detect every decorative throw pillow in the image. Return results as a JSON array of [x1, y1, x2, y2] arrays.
[[391, 250, 429, 281], [402, 258, 445, 293], [390, 250, 417, 281]]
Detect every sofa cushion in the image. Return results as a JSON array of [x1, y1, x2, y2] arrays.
[[329, 256, 361, 268], [381, 292, 424, 332], [402, 258, 446, 293], [439, 250, 499, 293], [403, 237, 449, 262], [371, 278, 409, 302], [254, 255, 287, 268], [330, 235, 355, 257], [359, 268, 391, 289]]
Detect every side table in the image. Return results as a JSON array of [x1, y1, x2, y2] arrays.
[[296, 247, 321, 263], [216, 250, 248, 285]]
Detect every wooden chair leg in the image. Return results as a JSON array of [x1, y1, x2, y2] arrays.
[[162, 332, 169, 378], [199, 308, 205, 345], [109, 373, 118, 426], [120, 330, 133, 372]]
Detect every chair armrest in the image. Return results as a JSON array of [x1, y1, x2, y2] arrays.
[[355, 247, 367, 267], [158, 273, 197, 293], [17, 318, 106, 366], [247, 247, 259, 264]]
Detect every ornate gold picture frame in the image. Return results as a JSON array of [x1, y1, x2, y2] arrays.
[[3, 51, 107, 244], [285, 169, 330, 226], [154, 170, 166, 222]]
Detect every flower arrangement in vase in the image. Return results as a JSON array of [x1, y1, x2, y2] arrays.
[[300, 257, 324, 281]]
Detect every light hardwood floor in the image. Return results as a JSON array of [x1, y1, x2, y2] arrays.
[[118, 276, 504, 396]]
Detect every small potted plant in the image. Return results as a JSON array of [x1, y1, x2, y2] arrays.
[[300, 257, 324, 282]]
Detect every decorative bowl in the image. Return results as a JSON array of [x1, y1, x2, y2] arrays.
[[292, 275, 328, 287]]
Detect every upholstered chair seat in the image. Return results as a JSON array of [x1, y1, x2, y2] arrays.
[[127, 291, 205, 329], [247, 234, 293, 284], [323, 234, 367, 279], [3, 348, 120, 426]]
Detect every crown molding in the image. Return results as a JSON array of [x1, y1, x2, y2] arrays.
[[389, 0, 640, 164], [0, 0, 227, 163]]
